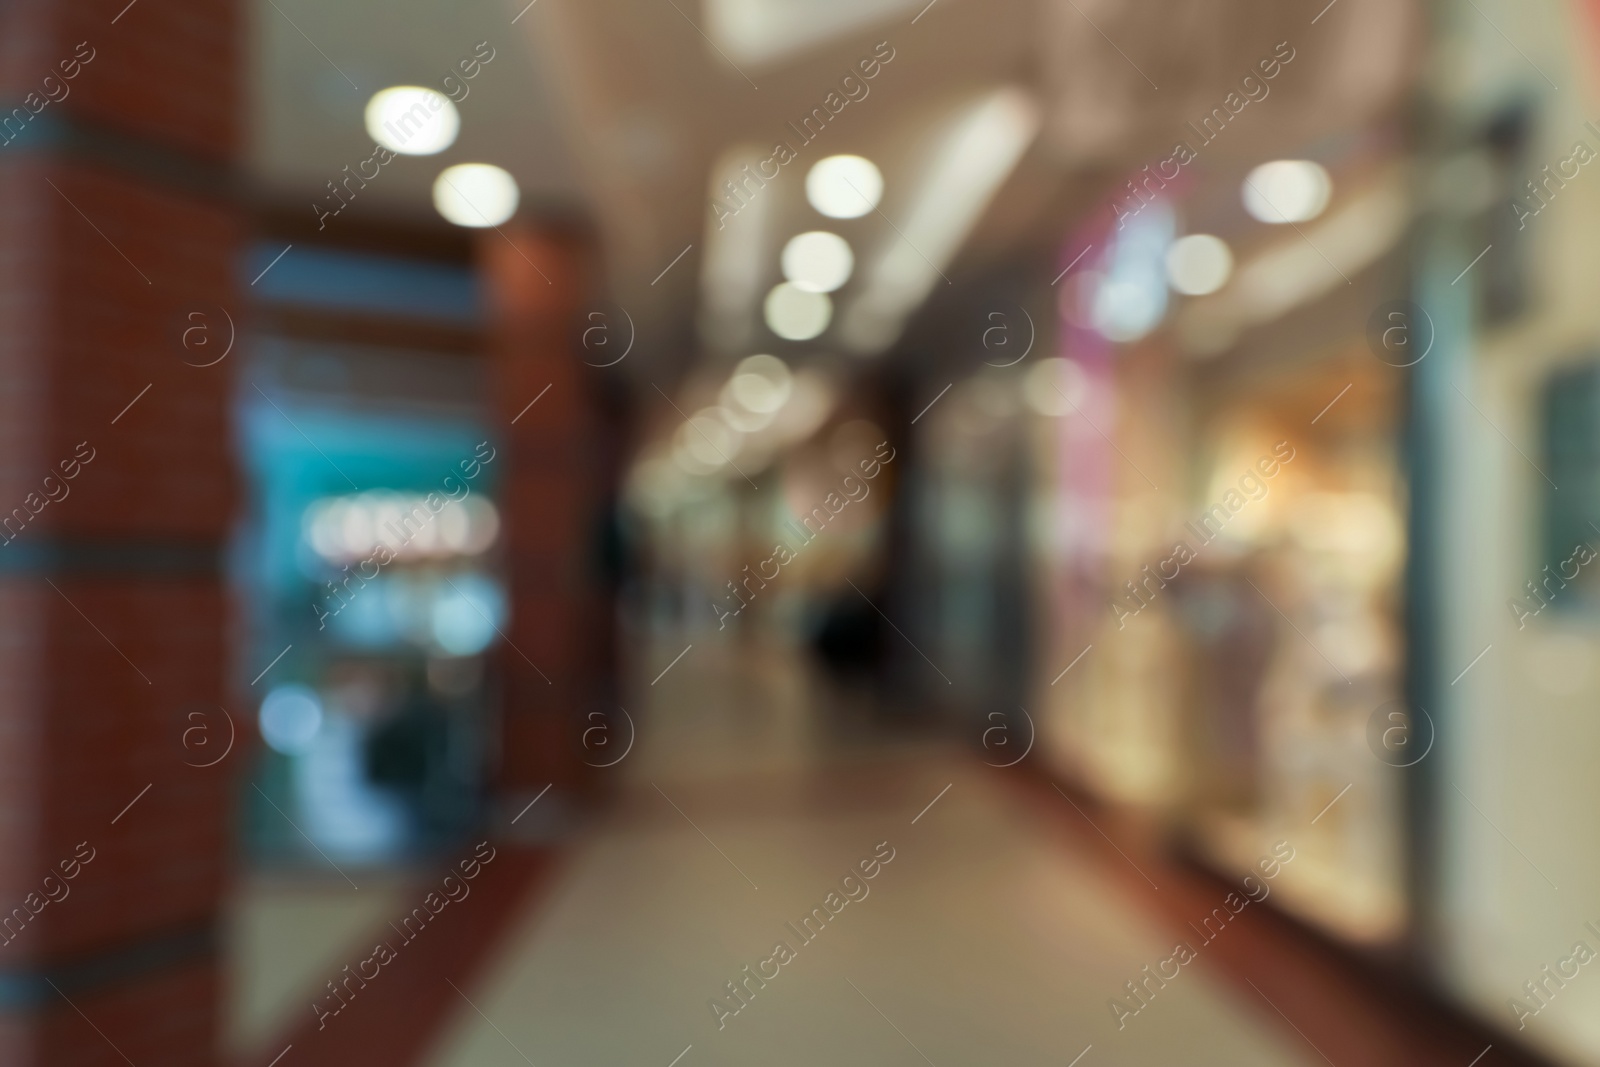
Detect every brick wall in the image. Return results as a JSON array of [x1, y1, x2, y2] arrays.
[[0, 0, 240, 1063]]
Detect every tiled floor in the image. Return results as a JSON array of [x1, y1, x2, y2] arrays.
[[226, 872, 412, 1055], [233, 637, 1546, 1066], [418, 640, 1313, 1066]]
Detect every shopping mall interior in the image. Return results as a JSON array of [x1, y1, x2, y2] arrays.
[[3, 0, 1600, 1063]]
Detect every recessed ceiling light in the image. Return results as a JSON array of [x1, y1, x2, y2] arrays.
[[1022, 358, 1086, 417], [728, 353, 792, 412], [433, 164, 520, 228], [781, 231, 854, 293], [1166, 234, 1233, 295], [763, 283, 831, 340], [677, 410, 740, 468], [806, 155, 882, 219], [837, 87, 1039, 354], [1243, 160, 1332, 224], [365, 86, 460, 156]]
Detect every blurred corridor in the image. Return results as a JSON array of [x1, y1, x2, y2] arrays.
[[4, 0, 1600, 1064], [408, 638, 1318, 1067]]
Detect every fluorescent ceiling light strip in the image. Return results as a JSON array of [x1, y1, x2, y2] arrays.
[[845, 87, 1040, 351]]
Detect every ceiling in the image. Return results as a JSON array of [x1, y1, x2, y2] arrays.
[[250, 0, 1422, 378], [248, 0, 585, 222]]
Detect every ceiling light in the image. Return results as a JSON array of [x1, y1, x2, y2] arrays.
[[837, 88, 1039, 354], [433, 164, 520, 228], [671, 438, 720, 476], [781, 231, 854, 292], [677, 410, 740, 468], [1178, 169, 1409, 354], [1166, 234, 1233, 295], [735, 352, 791, 383], [729, 353, 792, 412], [719, 397, 775, 432], [365, 86, 460, 156], [1022, 358, 1086, 417], [1243, 160, 1332, 224], [806, 155, 882, 219], [764, 283, 832, 340], [702, 0, 923, 67]]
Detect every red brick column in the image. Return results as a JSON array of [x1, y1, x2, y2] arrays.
[[0, 0, 239, 1063], [479, 224, 618, 821]]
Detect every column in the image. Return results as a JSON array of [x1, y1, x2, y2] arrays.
[[479, 223, 619, 823], [0, 0, 241, 1062]]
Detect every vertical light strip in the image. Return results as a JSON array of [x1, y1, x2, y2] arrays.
[[840, 86, 1041, 354]]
